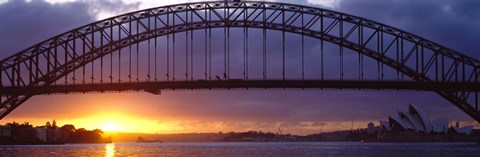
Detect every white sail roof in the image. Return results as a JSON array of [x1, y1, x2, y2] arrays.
[[399, 111, 425, 132], [389, 116, 413, 130], [379, 120, 391, 130], [453, 126, 474, 135], [409, 104, 432, 133]]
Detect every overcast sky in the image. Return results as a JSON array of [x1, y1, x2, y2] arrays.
[[1, 0, 479, 135]]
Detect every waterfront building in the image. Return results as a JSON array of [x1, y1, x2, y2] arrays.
[[35, 127, 47, 142], [47, 128, 67, 142], [0, 125, 11, 137], [367, 122, 381, 134], [379, 104, 473, 135]]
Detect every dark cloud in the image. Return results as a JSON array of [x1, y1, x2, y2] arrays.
[[449, 1, 480, 22], [0, 0, 93, 58], [337, 0, 480, 58], [0, 0, 139, 58]]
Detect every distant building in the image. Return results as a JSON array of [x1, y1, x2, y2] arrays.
[[35, 127, 47, 142], [46, 128, 67, 142], [0, 125, 11, 137], [379, 104, 473, 135], [367, 122, 381, 134]]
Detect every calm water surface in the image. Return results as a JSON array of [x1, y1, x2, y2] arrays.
[[0, 142, 479, 157]]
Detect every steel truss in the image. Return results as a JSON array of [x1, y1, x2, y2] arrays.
[[0, 1, 479, 121]]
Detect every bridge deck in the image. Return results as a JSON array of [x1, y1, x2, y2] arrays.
[[1, 80, 478, 95]]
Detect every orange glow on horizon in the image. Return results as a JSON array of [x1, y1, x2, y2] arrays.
[[7, 93, 479, 135], [70, 113, 164, 133]]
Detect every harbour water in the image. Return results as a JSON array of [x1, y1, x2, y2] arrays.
[[0, 142, 479, 157]]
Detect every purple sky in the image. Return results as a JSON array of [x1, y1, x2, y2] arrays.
[[0, 0, 479, 134]]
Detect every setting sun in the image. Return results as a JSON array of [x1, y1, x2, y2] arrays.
[[103, 123, 117, 132]]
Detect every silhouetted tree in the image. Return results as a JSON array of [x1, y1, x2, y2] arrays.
[[77, 128, 87, 132], [7, 122, 19, 127], [93, 129, 103, 134], [60, 124, 76, 133], [67, 128, 105, 143], [52, 120, 57, 128], [2, 122, 110, 144]]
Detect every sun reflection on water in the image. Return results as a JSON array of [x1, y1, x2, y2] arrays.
[[105, 143, 115, 157]]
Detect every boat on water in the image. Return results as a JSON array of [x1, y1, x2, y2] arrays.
[[136, 136, 162, 143]]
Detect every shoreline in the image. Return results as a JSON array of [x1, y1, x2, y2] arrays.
[[2, 140, 479, 145]]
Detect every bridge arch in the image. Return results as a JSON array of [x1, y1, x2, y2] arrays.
[[0, 1, 479, 121]]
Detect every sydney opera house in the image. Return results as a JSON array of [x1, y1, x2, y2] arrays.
[[377, 104, 474, 141]]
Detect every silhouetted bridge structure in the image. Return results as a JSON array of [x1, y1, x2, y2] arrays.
[[1, 1, 479, 122]]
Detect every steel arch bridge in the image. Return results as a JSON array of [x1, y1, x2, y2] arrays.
[[0, 1, 479, 121]]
